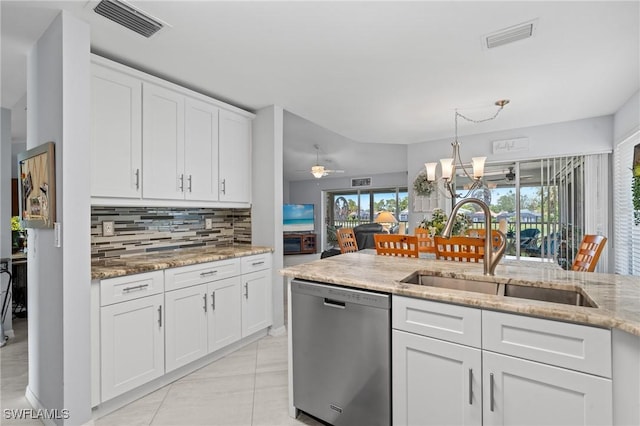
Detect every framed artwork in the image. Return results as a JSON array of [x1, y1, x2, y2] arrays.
[[17, 142, 56, 228]]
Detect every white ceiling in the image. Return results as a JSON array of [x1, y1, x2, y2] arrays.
[[2, 1, 639, 181]]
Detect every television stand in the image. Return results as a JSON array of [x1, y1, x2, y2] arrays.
[[284, 233, 316, 255]]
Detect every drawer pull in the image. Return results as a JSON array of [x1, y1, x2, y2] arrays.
[[489, 373, 495, 412], [251, 261, 265, 266], [122, 283, 149, 293], [211, 291, 216, 311], [158, 305, 162, 327], [200, 270, 218, 277], [468, 368, 473, 405], [203, 293, 208, 313]]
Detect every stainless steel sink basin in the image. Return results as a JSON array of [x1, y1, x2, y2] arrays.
[[400, 272, 499, 295], [400, 272, 596, 308]]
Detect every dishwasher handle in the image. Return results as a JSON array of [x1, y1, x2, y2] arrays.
[[323, 298, 346, 309]]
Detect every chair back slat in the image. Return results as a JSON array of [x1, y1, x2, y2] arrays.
[[572, 235, 607, 272], [465, 229, 505, 252], [434, 236, 487, 263], [374, 234, 419, 258], [336, 227, 358, 254], [414, 228, 435, 253]]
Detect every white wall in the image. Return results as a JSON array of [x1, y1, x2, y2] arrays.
[[614, 90, 640, 143], [26, 11, 91, 425], [1, 108, 12, 338], [11, 142, 26, 178], [251, 105, 285, 333], [406, 115, 614, 227]]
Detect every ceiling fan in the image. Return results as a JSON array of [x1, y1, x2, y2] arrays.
[[484, 166, 533, 182], [303, 144, 345, 179]]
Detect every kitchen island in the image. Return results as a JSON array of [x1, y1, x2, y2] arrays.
[[282, 252, 640, 426]]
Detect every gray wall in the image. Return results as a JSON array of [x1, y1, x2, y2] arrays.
[[26, 11, 91, 425], [614, 90, 640, 143]]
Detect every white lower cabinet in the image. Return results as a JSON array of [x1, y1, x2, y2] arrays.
[[164, 284, 209, 372], [392, 296, 613, 426], [208, 277, 242, 352], [483, 351, 612, 426], [241, 269, 273, 337], [393, 329, 482, 426], [100, 293, 164, 401]]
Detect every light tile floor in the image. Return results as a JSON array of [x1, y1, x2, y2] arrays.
[[1, 318, 323, 426]]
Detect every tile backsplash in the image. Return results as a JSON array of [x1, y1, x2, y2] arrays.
[[91, 206, 251, 260]]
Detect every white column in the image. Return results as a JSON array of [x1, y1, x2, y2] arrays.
[[0, 108, 12, 338]]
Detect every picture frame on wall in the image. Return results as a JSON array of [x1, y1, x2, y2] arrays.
[[17, 141, 56, 229]]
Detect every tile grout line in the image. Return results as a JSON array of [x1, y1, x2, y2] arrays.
[[148, 383, 173, 426], [250, 338, 261, 426]]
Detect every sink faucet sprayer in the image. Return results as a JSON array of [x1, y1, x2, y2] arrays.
[[441, 198, 506, 276]]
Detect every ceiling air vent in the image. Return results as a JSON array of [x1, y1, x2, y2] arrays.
[[351, 177, 372, 188], [485, 20, 536, 49], [94, 0, 164, 38]]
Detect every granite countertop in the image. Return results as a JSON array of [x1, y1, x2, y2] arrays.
[[92, 245, 274, 280], [281, 252, 640, 336]]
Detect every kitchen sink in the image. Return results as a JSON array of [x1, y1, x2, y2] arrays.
[[400, 272, 597, 308]]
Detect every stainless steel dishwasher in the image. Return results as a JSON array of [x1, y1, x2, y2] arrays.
[[291, 279, 390, 426]]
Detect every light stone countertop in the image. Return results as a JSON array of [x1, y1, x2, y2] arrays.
[[281, 252, 640, 336], [91, 245, 274, 280]]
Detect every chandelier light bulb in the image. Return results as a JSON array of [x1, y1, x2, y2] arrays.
[[424, 162, 438, 181], [471, 156, 486, 179], [440, 158, 454, 181]]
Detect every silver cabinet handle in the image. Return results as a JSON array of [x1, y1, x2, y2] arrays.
[[123, 283, 149, 293], [135, 168, 140, 190], [158, 305, 162, 327], [203, 293, 208, 313], [490, 373, 495, 412], [200, 270, 218, 278], [188, 175, 192, 192], [244, 283, 249, 299], [251, 261, 265, 266], [221, 179, 226, 195], [211, 291, 216, 311], [179, 174, 184, 192], [323, 298, 346, 309], [468, 368, 473, 405]]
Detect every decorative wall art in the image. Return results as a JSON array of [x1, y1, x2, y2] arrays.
[[17, 142, 56, 228]]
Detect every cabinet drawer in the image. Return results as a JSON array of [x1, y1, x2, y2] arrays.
[[392, 296, 481, 348], [240, 253, 272, 273], [100, 271, 164, 306], [164, 259, 240, 291], [482, 310, 611, 377]]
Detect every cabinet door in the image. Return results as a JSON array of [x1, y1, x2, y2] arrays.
[[100, 293, 164, 401], [483, 351, 612, 426], [207, 277, 242, 353], [90, 64, 142, 198], [164, 284, 209, 372], [218, 110, 251, 203], [142, 82, 185, 200], [184, 97, 219, 201], [393, 330, 482, 426], [241, 269, 272, 337]]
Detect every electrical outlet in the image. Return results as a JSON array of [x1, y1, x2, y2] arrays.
[[205, 218, 213, 230], [102, 221, 115, 237]]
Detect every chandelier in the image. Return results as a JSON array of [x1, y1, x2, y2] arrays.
[[424, 99, 509, 200]]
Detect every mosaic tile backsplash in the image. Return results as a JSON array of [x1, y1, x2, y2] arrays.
[[91, 206, 251, 260]]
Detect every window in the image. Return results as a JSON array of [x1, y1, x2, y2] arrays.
[[613, 131, 640, 275]]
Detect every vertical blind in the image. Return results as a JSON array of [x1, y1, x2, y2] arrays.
[[613, 131, 640, 275]]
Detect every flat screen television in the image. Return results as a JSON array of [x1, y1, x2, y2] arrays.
[[283, 204, 315, 232]]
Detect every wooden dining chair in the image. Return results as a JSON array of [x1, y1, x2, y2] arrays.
[[465, 229, 505, 252], [414, 228, 435, 253], [434, 236, 487, 263], [572, 235, 607, 272], [336, 227, 358, 254], [373, 234, 419, 258]]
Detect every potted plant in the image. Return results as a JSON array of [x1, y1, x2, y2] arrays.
[[418, 208, 469, 237], [11, 216, 26, 253]]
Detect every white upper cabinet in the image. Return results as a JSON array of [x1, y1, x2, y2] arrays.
[[90, 55, 253, 206], [219, 110, 251, 203], [90, 64, 142, 198], [184, 98, 220, 202], [142, 82, 186, 200]]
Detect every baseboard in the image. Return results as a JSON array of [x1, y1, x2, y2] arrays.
[[269, 325, 287, 337], [24, 386, 57, 426]]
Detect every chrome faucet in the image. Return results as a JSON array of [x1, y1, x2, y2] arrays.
[[441, 198, 506, 276]]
